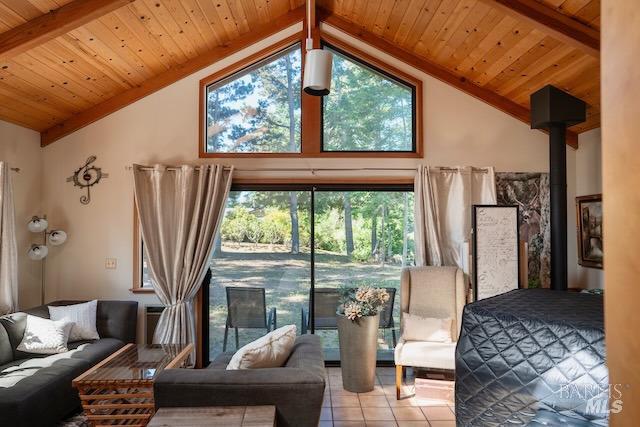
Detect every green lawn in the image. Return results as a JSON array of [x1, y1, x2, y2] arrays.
[[208, 242, 404, 358]]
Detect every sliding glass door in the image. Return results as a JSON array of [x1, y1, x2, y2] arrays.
[[207, 185, 414, 364]]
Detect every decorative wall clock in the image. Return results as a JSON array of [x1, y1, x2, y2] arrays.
[[66, 156, 108, 205]]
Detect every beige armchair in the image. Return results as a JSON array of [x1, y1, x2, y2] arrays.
[[394, 266, 467, 399]]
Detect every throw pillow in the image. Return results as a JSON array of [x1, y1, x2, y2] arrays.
[[49, 300, 100, 341], [226, 325, 297, 370], [401, 312, 452, 343], [17, 315, 74, 354]]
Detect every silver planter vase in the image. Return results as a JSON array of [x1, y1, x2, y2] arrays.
[[337, 313, 380, 393]]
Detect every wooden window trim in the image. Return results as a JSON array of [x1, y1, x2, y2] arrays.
[[198, 32, 423, 159]]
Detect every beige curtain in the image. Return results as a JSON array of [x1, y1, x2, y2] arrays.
[[0, 162, 18, 314], [415, 166, 496, 268], [133, 164, 233, 345]]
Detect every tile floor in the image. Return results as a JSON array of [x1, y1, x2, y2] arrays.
[[320, 367, 456, 427]]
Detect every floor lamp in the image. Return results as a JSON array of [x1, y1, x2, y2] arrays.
[[27, 216, 67, 305]]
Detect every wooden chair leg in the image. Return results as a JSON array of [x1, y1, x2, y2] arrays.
[[396, 364, 403, 400]]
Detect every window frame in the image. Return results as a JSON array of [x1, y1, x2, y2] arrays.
[[320, 41, 417, 154], [198, 32, 423, 159]]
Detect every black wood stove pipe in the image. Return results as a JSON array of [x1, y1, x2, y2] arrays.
[[530, 85, 586, 291]]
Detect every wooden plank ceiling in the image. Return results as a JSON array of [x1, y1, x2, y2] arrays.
[[0, 0, 600, 146]]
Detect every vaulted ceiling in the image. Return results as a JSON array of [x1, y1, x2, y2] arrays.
[[0, 0, 600, 146]]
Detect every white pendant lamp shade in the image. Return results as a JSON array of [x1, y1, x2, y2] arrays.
[[303, 48, 333, 96], [28, 216, 48, 233], [49, 230, 67, 246], [27, 244, 48, 260]]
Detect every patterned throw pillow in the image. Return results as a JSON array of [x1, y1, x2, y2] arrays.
[[49, 300, 100, 341], [17, 315, 74, 354], [226, 325, 297, 370]]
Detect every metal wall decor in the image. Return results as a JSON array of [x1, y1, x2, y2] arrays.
[[67, 156, 108, 205]]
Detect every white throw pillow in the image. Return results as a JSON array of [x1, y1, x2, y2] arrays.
[[17, 315, 74, 354], [402, 312, 453, 343], [226, 325, 297, 370], [49, 300, 99, 341]]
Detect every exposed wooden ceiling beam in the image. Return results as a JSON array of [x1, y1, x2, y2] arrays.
[[40, 6, 305, 146], [478, 0, 599, 58], [319, 10, 579, 148], [0, 0, 135, 63]]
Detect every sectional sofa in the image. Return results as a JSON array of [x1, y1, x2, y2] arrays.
[[0, 300, 138, 427]]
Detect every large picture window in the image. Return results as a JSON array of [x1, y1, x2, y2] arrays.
[[322, 44, 415, 152], [203, 44, 302, 154], [199, 34, 422, 158]]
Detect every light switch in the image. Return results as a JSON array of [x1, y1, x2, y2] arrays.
[[105, 258, 117, 269]]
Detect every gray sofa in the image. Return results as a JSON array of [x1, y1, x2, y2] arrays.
[[0, 300, 138, 427], [154, 334, 326, 427]]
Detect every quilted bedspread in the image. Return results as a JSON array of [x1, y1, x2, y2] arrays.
[[455, 289, 608, 426]]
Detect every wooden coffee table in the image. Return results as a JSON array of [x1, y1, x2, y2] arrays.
[[73, 343, 192, 426]]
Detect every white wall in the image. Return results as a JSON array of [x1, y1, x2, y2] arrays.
[[0, 120, 43, 308], [30, 24, 601, 337], [574, 128, 604, 288]]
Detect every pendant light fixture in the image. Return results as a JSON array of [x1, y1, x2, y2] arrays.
[[302, 0, 332, 96]]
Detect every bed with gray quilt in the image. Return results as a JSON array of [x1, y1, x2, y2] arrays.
[[455, 289, 608, 426]]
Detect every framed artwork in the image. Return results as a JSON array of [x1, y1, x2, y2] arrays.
[[473, 205, 520, 301], [576, 194, 603, 269]]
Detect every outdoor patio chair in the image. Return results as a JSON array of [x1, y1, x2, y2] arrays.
[[301, 287, 397, 346], [224, 286, 277, 351]]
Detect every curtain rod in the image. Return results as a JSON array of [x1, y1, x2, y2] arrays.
[[125, 166, 489, 173]]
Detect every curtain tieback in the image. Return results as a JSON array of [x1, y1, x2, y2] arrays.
[[164, 300, 189, 308]]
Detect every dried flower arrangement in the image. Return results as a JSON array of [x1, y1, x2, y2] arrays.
[[337, 286, 390, 321]]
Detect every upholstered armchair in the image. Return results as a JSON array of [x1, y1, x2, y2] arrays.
[[394, 266, 467, 399]]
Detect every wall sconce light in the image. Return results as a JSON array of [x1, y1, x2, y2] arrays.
[[27, 216, 67, 304]]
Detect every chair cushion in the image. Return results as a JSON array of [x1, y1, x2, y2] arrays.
[[394, 339, 456, 370], [227, 325, 297, 370], [401, 313, 452, 343]]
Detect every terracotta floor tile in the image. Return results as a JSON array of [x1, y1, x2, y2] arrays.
[[387, 396, 420, 407], [358, 385, 385, 396], [359, 395, 390, 407], [362, 407, 395, 421], [391, 407, 426, 421], [366, 421, 399, 427], [332, 394, 360, 407], [318, 421, 334, 427], [320, 407, 333, 421], [429, 421, 456, 427], [333, 407, 365, 421], [334, 422, 367, 427], [396, 422, 430, 427], [378, 375, 398, 385], [420, 406, 454, 421]]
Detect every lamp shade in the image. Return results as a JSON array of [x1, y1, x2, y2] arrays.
[[303, 49, 333, 96], [49, 230, 67, 246], [27, 217, 48, 233], [27, 244, 48, 260]]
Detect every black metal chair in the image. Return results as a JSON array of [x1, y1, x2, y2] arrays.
[[224, 286, 277, 351], [301, 287, 397, 346]]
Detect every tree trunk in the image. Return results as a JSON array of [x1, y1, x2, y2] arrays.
[[285, 55, 299, 254], [289, 191, 300, 254], [344, 192, 354, 257], [213, 230, 222, 256], [380, 205, 387, 264], [402, 192, 409, 266], [371, 210, 378, 259]]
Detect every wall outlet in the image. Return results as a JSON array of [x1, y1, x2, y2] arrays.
[[105, 258, 117, 269]]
